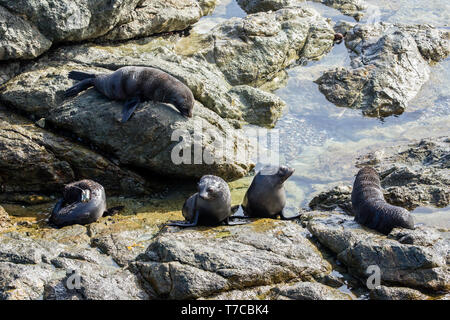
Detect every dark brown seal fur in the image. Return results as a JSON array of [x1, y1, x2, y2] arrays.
[[50, 179, 106, 227], [351, 167, 414, 234], [64, 66, 195, 122]]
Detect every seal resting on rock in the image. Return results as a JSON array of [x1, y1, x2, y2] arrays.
[[64, 66, 195, 122], [50, 179, 122, 227], [167, 175, 247, 227], [233, 165, 300, 220], [351, 167, 415, 234]]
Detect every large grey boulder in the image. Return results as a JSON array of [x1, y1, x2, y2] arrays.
[[316, 23, 449, 117], [0, 105, 151, 197], [300, 211, 450, 292], [237, 0, 300, 14], [0, 0, 217, 61], [136, 219, 331, 299], [0, 64, 254, 181], [0, 5, 51, 60]]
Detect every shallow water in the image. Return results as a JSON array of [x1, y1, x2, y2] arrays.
[[194, 0, 450, 228]]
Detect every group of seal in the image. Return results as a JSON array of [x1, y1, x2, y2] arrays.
[[61, 68, 415, 233], [50, 166, 416, 234], [167, 165, 297, 227], [65, 66, 195, 122]]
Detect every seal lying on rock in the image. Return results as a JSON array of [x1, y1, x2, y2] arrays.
[[64, 66, 195, 122], [351, 167, 415, 234], [233, 165, 300, 220], [168, 175, 247, 227], [50, 179, 122, 227]]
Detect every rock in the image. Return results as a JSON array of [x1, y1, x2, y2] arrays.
[[236, 0, 299, 14], [269, 281, 351, 300], [0, 232, 148, 300], [0, 0, 217, 61], [316, 23, 449, 117], [0, 105, 151, 197], [308, 137, 450, 211], [309, 185, 352, 212], [301, 211, 450, 292], [0, 206, 11, 231], [312, 0, 368, 21], [369, 285, 428, 300], [0, 5, 51, 60], [206, 281, 351, 299], [135, 219, 331, 299], [100, 0, 218, 41], [203, 7, 335, 86], [357, 137, 450, 210]]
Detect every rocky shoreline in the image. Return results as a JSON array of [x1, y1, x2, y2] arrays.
[[0, 0, 449, 300]]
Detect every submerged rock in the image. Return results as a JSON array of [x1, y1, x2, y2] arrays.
[[316, 23, 449, 117], [309, 137, 450, 212], [312, 0, 368, 21], [300, 211, 450, 292], [135, 219, 331, 299]]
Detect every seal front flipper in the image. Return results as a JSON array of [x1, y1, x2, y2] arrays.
[[121, 97, 140, 123], [167, 209, 199, 227]]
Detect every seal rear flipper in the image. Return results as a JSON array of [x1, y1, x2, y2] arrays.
[[167, 209, 199, 227], [64, 78, 94, 98], [68, 71, 96, 81], [121, 97, 140, 123]]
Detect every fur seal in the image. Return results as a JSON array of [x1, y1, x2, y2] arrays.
[[233, 165, 300, 220], [50, 179, 107, 227], [351, 167, 415, 234], [64, 66, 195, 122], [168, 175, 247, 227]]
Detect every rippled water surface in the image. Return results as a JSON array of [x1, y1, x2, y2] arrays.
[[194, 0, 450, 228]]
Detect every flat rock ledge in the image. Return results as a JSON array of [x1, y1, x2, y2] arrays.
[[134, 219, 333, 299], [316, 23, 450, 117], [310, 137, 450, 212], [300, 211, 450, 295]]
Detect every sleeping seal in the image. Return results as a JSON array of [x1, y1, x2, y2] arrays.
[[351, 167, 415, 234], [50, 179, 107, 227], [233, 165, 300, 220], [168, 175, 247, 227], [64, 66, 195, 122]]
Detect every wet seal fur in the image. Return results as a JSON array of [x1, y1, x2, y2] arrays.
[[64, 66, 195, 122], [351, 167, 415, 234], [167, 175, 247, 227], [233, 165, 300, 220], [50, 179, 121, 227]]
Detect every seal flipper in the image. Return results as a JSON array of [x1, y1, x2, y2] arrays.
[[167, 209, 199, 227], [65, 78, 94, 98], [121, 97, 140, 123]]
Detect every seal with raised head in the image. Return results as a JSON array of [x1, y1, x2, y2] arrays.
[[50, 179, 121, 228], [233, 165, 300, 220], [168, 175, 247, 227], [351, 167, 415, 234], [64, 66, 195, 122]]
